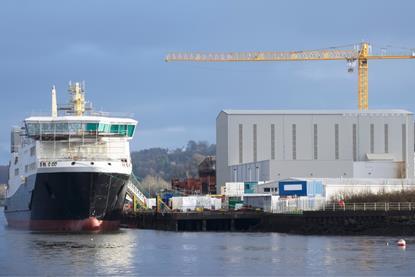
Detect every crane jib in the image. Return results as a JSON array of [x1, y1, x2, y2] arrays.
[[166, 42, 415, 110]]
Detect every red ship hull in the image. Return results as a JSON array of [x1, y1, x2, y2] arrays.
[[6, 217, 120, 232]]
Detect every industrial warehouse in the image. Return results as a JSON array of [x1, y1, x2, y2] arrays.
[[216, 109, 415, 194]]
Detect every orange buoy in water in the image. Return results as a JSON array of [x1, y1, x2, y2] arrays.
[[397, 239, 406, 247]]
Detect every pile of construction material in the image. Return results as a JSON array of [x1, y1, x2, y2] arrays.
[[171, 196, 222, 212]]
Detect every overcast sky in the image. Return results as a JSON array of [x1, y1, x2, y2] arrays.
[[1, 0, 415, 164]]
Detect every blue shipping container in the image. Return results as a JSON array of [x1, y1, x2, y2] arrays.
[[306, 180, 324, 196], [162, 193, 174, 204], [278, 180, 307, 196]]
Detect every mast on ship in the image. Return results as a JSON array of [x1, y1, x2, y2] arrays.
[[56, 81, 92, 116], [51, 85, 58, 117], [69, 82, 85, 116]]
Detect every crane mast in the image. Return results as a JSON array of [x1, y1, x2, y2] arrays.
[[358, 43, 369, 110], [166, 42, 415, 110]]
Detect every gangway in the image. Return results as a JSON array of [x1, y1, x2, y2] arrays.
[[126, 173, 172, 212], [127, 173, 149, 210]]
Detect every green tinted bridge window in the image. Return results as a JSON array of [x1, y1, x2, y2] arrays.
[[98, 123, 111, 133], [119, 125, 127, 135], [86, 123, 98, 131], [127, 125, 135, 137]]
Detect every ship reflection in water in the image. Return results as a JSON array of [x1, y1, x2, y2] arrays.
[[28, 231, 136, 275], [1, 210, 415, 275]]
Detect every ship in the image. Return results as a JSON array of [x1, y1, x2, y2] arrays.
[[4, 82, 137, 231]]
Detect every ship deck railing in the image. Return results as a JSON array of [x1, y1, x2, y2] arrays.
[[29, 110, 135, 118]]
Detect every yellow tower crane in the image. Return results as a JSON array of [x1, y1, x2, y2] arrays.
[[166, 42, 415, 110]]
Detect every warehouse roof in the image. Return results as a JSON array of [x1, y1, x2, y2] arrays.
[[222, 109, 412, 115]]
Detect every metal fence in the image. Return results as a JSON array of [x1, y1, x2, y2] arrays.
[[272, 197, 326, 214], [271, 198, 415, 214], [321, 202, 415, 212]]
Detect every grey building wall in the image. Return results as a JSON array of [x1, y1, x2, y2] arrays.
[[216, 112, 229, 191], [217, 110, 414, 190]]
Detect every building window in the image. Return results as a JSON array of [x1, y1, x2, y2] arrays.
[[402, 124, 406, 161], [264, 187, 271, 192], [239, 124, 243, 164], [14, 168, 19, 176], [335, 124, 339, 160], [353, 124, 357, 161], [384, 124, 389, 153], [370, 124, 374, 154], [313, 124, 318, 160], [271, 124, 275, 160], [256, 166, 260, 182], [253, 124, 257, 162], [30, 146, 36, 156], [292, 124, 296, 160]]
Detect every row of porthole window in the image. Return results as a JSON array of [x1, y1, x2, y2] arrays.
[[70, 161, 112, 166]]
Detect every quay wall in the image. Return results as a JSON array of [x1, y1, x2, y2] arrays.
[[121, 210, 415, 235]]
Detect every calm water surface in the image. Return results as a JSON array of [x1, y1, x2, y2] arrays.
[[0, 208, 414, 276]]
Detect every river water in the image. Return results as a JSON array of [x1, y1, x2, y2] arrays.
[[1, 208, 414, 276]]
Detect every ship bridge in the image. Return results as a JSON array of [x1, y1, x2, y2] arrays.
[[24, 116, 137, 139], [22, 116, 138, 162]]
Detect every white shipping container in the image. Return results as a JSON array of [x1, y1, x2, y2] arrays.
[[172, 196, 222, 211], [182, 197, 197, 211], [196, 196, 210, 208], [224, 182, 245, 196], [146, 198, 156, 209], [210, 198, 222, 210], [171, 197, 183, 211]]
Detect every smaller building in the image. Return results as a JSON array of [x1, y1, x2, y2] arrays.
[[254, 181, 279, 194], [199, 156, 216, 194], [244, 194, 279, 212], [321, 177, 415, 200], [171, 156, 216, 195], [171, 178, 204, 195]]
